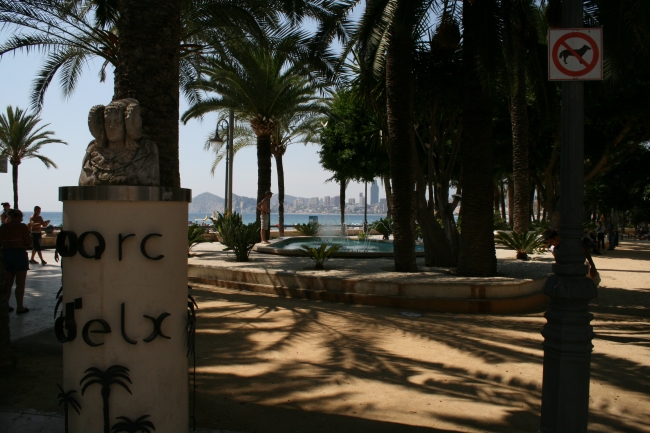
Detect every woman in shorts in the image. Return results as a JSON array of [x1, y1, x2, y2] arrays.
[[0, 209, 32, 313]]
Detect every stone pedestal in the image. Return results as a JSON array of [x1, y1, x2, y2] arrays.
[[57, 186, 191, 433]]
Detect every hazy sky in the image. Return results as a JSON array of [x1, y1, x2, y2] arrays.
[[0, 10, 379, 212]]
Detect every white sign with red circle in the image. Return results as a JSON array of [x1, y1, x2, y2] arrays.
[[549, 28, 603, 81]]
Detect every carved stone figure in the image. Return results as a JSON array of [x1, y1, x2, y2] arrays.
[[79, 99, 160, 186]]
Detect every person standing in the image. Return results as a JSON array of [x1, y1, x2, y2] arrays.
[[596, 220, 606, 250], [0, 202, 10, 224], [257, 191, 273, 244], [28, 206, 50, 265], [0, 209, 32, 313]]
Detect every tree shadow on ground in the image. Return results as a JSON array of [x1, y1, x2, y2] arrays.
[[191, 276, 650, 433]]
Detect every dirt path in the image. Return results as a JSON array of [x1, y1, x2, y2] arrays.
[[2, 241, 649, 433]]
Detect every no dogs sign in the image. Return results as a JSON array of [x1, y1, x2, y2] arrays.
[[549, 28, 603, 81]]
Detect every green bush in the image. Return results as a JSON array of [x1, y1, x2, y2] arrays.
[[188, 224, 208, 253], [357, 230, 369, 240], [369, 217, 393, 239], [493, 213, 510, 230], [211, 211, 259, 262], [300, 243, 341, 270], [295, 221, 320, 236], [495, 229, 546, 260]]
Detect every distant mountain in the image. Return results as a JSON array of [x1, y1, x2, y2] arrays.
[[189, 192, 309, 213]]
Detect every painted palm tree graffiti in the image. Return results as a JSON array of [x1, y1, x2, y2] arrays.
[[57, 384, 81, 433], [80, 365, 132, 433], [111, 414, 156, 433]]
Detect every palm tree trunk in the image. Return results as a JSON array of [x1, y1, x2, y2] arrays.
[[275, 154, 285, 237], [500, 180, 507, 221], [12, 163, 18, 210], [511, 41, 530, 233], [386, 3, 418, 272], [115, 0, 181, 187], [256, 133, 272, 239], [339, 179, 346, 235], [507, 176, 514, 227], [457, 0, 497, 277], [0, 250, 12, 370], [417, 171, 457, 267]]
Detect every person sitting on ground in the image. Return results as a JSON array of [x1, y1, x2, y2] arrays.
[[543, 228, 599, 279], [1, 202, 10, 225], [0, 209, 33, 314], [28, 206, 50, 265], [256, 191, 273, 244]]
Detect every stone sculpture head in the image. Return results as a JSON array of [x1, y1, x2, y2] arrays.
[[88, 98, 142, 151]]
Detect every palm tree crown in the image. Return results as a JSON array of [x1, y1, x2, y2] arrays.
[[0, 106, 66, 209], [182, 31, 325, 223]]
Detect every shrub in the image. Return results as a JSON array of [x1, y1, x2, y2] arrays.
[[300, 243, 341, 270], [493, 212, 510, 230], [357, 230, 368, 240], [369, 217, 393, 239], [495, 229, 546, 260], [295, 221, 320, 236], [211, 211, 259, 262], [188, 224, 208, 253]]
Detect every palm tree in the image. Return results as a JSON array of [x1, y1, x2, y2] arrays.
[[501, 0, 544, 233], [0, 0, 281, 186], [111, 415, 155, 433], [57, 384, 81, 433], [0, 106, 66, 209], [352, 0, 423, 272], [456, 0, 501, 277], [211, 113, 324, 236], [80, 365, 132, 433], [181, 31, 324, 226]]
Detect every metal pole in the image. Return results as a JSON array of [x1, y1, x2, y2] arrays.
[[540, 0, 597, 431], [364, 182, 368, 233], [227, 108, 234, 212], [224, 125, 229, 213]]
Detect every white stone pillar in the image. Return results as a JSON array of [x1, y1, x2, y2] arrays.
[[57, 186, 190, 433]]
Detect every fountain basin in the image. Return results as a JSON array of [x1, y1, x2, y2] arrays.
[[254, 236, 425, 258]]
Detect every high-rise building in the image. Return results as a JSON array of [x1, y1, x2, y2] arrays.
[[370, 180, 379, 205], [324, 196, 331, 206], [310, 197, 319, 205], [348, 198, 355, 204], [332, 196, 340, 206]]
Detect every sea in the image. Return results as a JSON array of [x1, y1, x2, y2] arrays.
[[39, 212, 386, 228]]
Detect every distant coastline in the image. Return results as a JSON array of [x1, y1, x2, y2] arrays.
[[39, 212, 387, 227]]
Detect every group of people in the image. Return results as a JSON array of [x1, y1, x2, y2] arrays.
[[0, 202, 52, 315]]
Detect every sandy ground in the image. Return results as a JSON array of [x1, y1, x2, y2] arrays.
[[1, 241, 648, 433]]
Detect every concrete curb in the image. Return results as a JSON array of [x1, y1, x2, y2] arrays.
[[188, 265, 549, 313]]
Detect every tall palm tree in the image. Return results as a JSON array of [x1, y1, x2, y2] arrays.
[[57, 384, 81, 433], [501, 0, 544, 233], [457, 0, 501, 277], [80, 365, 132, 433], [204, 111, 324, 236], [352, 0, 424, 272], [181, 32, 323, 226], [0, 0, 281, 186], [0, 106, 66, 209]]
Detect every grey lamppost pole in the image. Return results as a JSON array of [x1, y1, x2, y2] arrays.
[[364, 182, 368, 233], [227, 108, 234, 211], [540, 0, 598, 431], [209, 113, 233, 212]]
